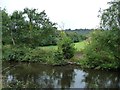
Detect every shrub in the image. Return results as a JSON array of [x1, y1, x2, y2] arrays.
[[81, 30, 120, 69], [2, 45, 54, 63], [57, 31, 75, 59], [53, 51, 65, 64], [2, 45, 26, 61]]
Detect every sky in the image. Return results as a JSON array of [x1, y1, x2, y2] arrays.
[[1, 0, 111, 29]]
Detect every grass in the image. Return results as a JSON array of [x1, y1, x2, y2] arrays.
[[3, 40, 86, 52], [38, 45, 58, 52], [74, 41, 87, 51], [39, 40, 87, 52]]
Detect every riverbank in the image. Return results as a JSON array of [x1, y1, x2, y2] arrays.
[[2, 40, 120, 70], [2, 41, 86, 63]]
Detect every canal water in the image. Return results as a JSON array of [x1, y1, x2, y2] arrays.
[[2, 62, 120, 88]]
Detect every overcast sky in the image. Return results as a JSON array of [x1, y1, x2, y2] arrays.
[[1, 0, 111, 29]]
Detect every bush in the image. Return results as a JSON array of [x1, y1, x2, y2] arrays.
[[81, 30, 120, 69], [2, 45, 54, 63], [57, 31, 75, 59], [53, 51, 65, 64], [2, 45, 26, 61]]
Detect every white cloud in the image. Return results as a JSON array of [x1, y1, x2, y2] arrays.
[[1, 0, 111, 29]]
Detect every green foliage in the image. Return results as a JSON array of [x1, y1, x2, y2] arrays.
[[81, 30, 120, 69], [3, 45, 55, 63], [65, 31, 87, 42], [2, 8, 58, 47], [2, 45, 26, 61], [23, 48, 53, 62], [53, 51, 65, 64], [99, 1, 120, 30], [57, 31, 75, 59], [2, 40, 85, 64], [79, 1, 120, 69], [2, 8, 79, 65]]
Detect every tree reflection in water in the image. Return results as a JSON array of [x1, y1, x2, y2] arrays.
[[2, 62, 120, 88], [2, 62, 76, 88], [82, 69, 120, 88]]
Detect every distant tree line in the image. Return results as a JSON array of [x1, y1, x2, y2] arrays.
[[64, 29, 91, 42]]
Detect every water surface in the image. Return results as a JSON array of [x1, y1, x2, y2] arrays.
[[2, 62, 120, 88]]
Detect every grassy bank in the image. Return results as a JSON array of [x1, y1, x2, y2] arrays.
[[2, 41, 86, 65], [3, 39, 120, 70]]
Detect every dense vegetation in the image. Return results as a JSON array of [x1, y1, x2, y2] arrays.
[[64, 29, 91, 42], [79, 1, 120, 69], [2, 8, 59, 47], [2, 8, 85, 65], [2, 0, 120, 69]]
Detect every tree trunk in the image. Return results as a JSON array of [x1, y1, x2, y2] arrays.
[[11, 31, 15, 45]]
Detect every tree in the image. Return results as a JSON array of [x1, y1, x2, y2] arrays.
[[23, 8, 37, 31], [57, 31, 75, 59], [2, 9, 11, 45], [10, 10, 25, 45], [99, 0, 120, 30], [82, 0, 120, 69], [2, 8, 58, 47], [99, 0, 120, 60], [23, 8, 58, 46]]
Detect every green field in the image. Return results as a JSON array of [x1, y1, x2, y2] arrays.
[[74, 41, 86, 51], [39, 41, 86, 52]]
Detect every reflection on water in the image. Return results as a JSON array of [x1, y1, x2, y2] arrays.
[[2, 62, 120, 88]]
